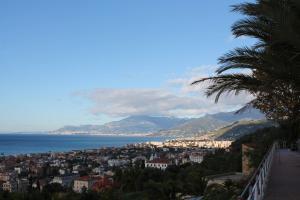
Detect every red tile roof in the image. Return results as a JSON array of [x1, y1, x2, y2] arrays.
[[147, 158, 170, 164], [77, 176, 90, 181]]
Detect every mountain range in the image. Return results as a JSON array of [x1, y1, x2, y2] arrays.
[[204, 120, 276, 140], [53, 108, 266, 137]]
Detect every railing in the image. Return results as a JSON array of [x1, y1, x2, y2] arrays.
[[238, 142, 277, 200]]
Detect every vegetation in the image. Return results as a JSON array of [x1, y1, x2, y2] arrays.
[[193, 0, 300, 141], [193, 1, 300, 197], [202, 180, 242, 200], [201, 126, 286, 200], [0, 126, 288, 200], [113, 164, 207, 199]]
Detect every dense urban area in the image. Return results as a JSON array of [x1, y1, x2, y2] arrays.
[[0, 126, 287, 200], [0, 138, 228, 197]]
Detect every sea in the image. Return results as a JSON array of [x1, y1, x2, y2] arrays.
[[0, 133, 170, 156]]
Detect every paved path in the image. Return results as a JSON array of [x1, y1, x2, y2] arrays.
[[264, 149, 300, 200]]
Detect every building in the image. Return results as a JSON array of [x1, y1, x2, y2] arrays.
[[0, 172, 16, 182], [32, 179, 47, 191], [14, 167, 25, 175], [17, 178, 29, 192], [145, 158, 170, 170], [91, 176, 114, 192], [92, 167, 103, 174], [73, 176, 96, 193], [132, 156, 146, 163], [3, 180, 17, 192], [59, 169, 66, 175], [107, 159, 130, 167], [51, 174, 79, 187], [189, 153, 204, 163]]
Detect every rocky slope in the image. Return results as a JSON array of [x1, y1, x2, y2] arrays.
[[54, 108, 265, 136]]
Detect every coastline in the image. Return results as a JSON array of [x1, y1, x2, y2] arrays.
[[0, 132, 156, 137], [0, 134, 171, 156]]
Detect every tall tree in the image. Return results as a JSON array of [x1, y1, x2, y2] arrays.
[[193, 0, 300, 140]]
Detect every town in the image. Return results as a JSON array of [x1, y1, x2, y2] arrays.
[[0, 139, 232, 193]]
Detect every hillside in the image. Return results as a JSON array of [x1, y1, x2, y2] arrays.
[[208, 108, 265, 123], [54, 116, 188, 135], [155, 116, 228, 137], [206, 120, 276, 140], [54, 108, 266, 136]]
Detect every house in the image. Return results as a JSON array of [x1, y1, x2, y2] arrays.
[[32, 179, 47, 191], [189, 153, 204, 164], [73, 176, 96, 193], [92, 167, 103, 174], [91, 176, 114, 192], [0, 172, 16, 182], [59, 169, 66, 175], [132, 156, 146, 167], [73, 165, 80, 171], [14, 167, 25, 175], [51, 174, 79, 187], [131, 156, 146, 163], [145, 158, 170, 170], [17, 178, 29, 192], [107, 159, 130, 167], [104, 170, 114, 177], [3, 180, 17, 192]]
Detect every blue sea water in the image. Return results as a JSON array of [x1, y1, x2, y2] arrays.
[[0, 134, 169, 155]]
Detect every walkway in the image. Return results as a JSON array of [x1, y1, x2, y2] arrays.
[[264, 149, 300, 200]]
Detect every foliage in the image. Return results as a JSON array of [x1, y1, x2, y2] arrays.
[[0, 189, 118, 200], [202, 180, 242, 200], [201, 149, 241, 175], [192, 0, 300, 141], [202, 126, 287, 199], [114, 164, 207, 199], [232, 126, 286, 167]]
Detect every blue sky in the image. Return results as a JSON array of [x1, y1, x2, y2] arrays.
[[0, 0, 254, 132]]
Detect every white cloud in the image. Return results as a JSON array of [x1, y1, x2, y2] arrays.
[[77, 66, 254, 118], [167, 65, 218, 94]]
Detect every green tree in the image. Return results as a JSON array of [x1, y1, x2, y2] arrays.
[[203, 181, 241, 200], [192, 0, 300, 141]]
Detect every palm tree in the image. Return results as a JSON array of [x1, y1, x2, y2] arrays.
[[193, 0, 300, 140]]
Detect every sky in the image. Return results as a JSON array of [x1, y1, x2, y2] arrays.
[[0, 0, 255, 132]]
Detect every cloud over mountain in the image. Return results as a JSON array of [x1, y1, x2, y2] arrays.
[[77, 66, 254, 118]]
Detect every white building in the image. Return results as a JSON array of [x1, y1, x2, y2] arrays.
[[189, 153, 204, 164], [14, 167, 24, 175], [92, 167, 103, 174], [73, 165, 80, 171], [107, 159, 130, 167], [51, 175, 79, 187], [145, 158, 170, 170], [59, 169, 66, 175], [132, 156, 146, 163]]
